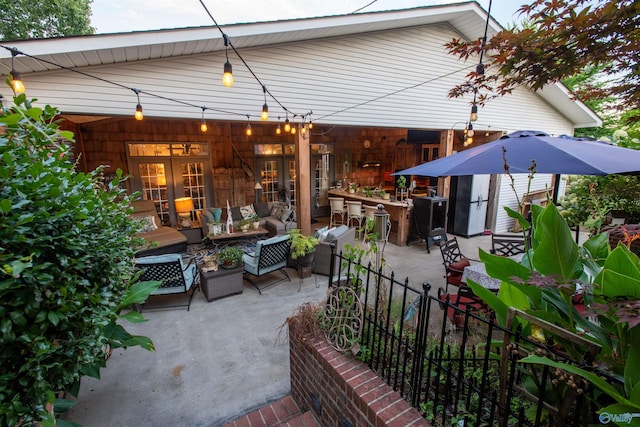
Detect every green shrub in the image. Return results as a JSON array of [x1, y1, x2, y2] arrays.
[[0, 94, 157, 426]]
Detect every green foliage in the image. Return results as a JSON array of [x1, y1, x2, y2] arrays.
[[288, 228, 318, 260], [447, 0, 640, 121], [0, 94, 157, 425], [471, 200, 640, 419], [396, 176, 406, 188], [560, 175, 640, 230], [0, 0, 95, 41], [216, 247, 244, 264]]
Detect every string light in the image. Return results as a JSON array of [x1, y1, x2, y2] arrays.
[[222, 34, 233, 88], [261, 85, 269, 121], [466, 123, 474, 138], [10, 49, 25, 94], [132, 88, 143, 121], [470, 104, 478, 122], [283, 113, 291, 133], [275, 116, 282, 135], [245, 115, 252, 136], [200, 107, 208, 132]]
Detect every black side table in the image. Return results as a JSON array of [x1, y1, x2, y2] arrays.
[[198, 263, 244, 301]]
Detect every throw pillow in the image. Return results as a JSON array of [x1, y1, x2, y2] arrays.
[[230, 206, 242, 222], [313, 226, 329, 239], [133, 215, 157, 233], [202, 210, 214, 225], [326, 224, 348, 242], [279, 207, 292, 223], [240, 204, 257, 219], [254, 202, 270, 218]]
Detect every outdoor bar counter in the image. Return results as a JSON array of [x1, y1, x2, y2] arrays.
[[328, 189, 413, 246]]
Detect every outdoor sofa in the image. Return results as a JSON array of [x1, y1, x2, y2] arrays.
[[130, 200, 187, 257], [199, 201, 296, 237]]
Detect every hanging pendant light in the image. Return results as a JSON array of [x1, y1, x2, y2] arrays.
[[283, 113, 291, 133], [261, 85, 269, 121], [200, 107, 208, 132], [222, 34, 234, 87], [132, 88, 143, 121], [470, 104, 478, 122], [10, 49, 25, 94], [246, 115, 252, 136]]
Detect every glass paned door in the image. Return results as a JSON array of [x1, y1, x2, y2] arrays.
[[313, 154, 331, 217], [137, 162, 173, 225], [128, 142, 213, 227], [258, 158, 296, 204]]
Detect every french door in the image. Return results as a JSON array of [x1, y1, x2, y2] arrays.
[[254, 143, 334, 218], [127, 143, 213, 226]]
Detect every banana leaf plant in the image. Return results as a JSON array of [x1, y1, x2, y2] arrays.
[[467, 201, 640, 425]]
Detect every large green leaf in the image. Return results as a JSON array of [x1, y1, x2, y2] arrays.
[[595, 245, 640, 299], [119, 280, 162, 307], [625, 327, 640, 398], [532, 204, 581, 279], [467, 280, 511, 326], [480, 248, 531, 283]]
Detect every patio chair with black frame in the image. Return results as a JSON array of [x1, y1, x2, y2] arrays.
[[134, 253, 198, 311], [490, 232, 528, 257], [243, 234, 292, 294]]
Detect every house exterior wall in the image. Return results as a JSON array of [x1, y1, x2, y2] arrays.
[[17, 23, 574, 134], [19, 20, 577, 232]]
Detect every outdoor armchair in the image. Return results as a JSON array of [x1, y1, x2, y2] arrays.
[[243, 234, 291, 294], [134, 253, 198, 311]]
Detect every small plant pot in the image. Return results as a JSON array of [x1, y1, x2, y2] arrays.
[[252, 222, 260, 230]]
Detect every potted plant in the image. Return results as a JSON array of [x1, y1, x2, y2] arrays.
[[348, 182, 357, 194], [289, 229, 318, 277], [237, 218, 251, 232], [396, 175, 406, 189], [216, 247, 244, 268], [251, 214, 261, 230], [377, 189, 390, 200], [363, 186, 374, 198]]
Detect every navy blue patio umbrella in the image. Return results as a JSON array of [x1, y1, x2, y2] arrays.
[[393, 130, 640, 178]]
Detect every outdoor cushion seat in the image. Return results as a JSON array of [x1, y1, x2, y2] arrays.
[[134, 253, 198, 311], [131, 200, 187, 256], [243, 234, 292, 294]]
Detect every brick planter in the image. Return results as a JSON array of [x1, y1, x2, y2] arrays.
[[288, 317, 430, 427]]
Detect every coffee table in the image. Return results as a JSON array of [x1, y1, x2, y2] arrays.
[[206, 227, 269, 252], [207, 227, 268, 242]]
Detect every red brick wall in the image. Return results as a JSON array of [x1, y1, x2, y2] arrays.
[[289, 320, 430, 427]]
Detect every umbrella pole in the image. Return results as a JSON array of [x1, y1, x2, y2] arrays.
[[552, 174, 561, 205]]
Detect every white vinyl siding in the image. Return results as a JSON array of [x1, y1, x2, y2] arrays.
[[12, 23, 575, 134]]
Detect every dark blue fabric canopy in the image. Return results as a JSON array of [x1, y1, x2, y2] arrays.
[[393, 131, 640, 177]]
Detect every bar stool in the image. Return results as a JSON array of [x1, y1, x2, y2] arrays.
[[328, 197, 346, 228], [345, 201, 365, 238]]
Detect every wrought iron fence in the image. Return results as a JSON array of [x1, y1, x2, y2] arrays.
[[327, 247, 622, 427]]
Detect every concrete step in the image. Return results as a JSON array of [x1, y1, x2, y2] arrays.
[[222, 395, 320, 427]]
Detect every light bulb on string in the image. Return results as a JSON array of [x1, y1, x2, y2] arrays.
[[275, 116, 282, 135], [200, 107, 208, 132], [132, 88, 143, 121], [10, 49, 25, 94], [245, 115, 252, 136], [283, 113, 291, 133], [466, 123, 474, 138], [261, 85, 269, 121], [222, 34, 234, 87], [470, 104, 478, 122]]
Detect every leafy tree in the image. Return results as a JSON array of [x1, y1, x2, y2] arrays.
[[0, 0, 94, 41], [0, 94, 158, 426], [447, 0, 640, 121]]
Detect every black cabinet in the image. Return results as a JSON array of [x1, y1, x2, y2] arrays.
[[411, 196, 448, 252]]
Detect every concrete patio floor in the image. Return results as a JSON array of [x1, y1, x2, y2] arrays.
[[62, 231, 496, 427]]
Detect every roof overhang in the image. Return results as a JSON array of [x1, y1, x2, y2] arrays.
[[0, 1, 601, 129]]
